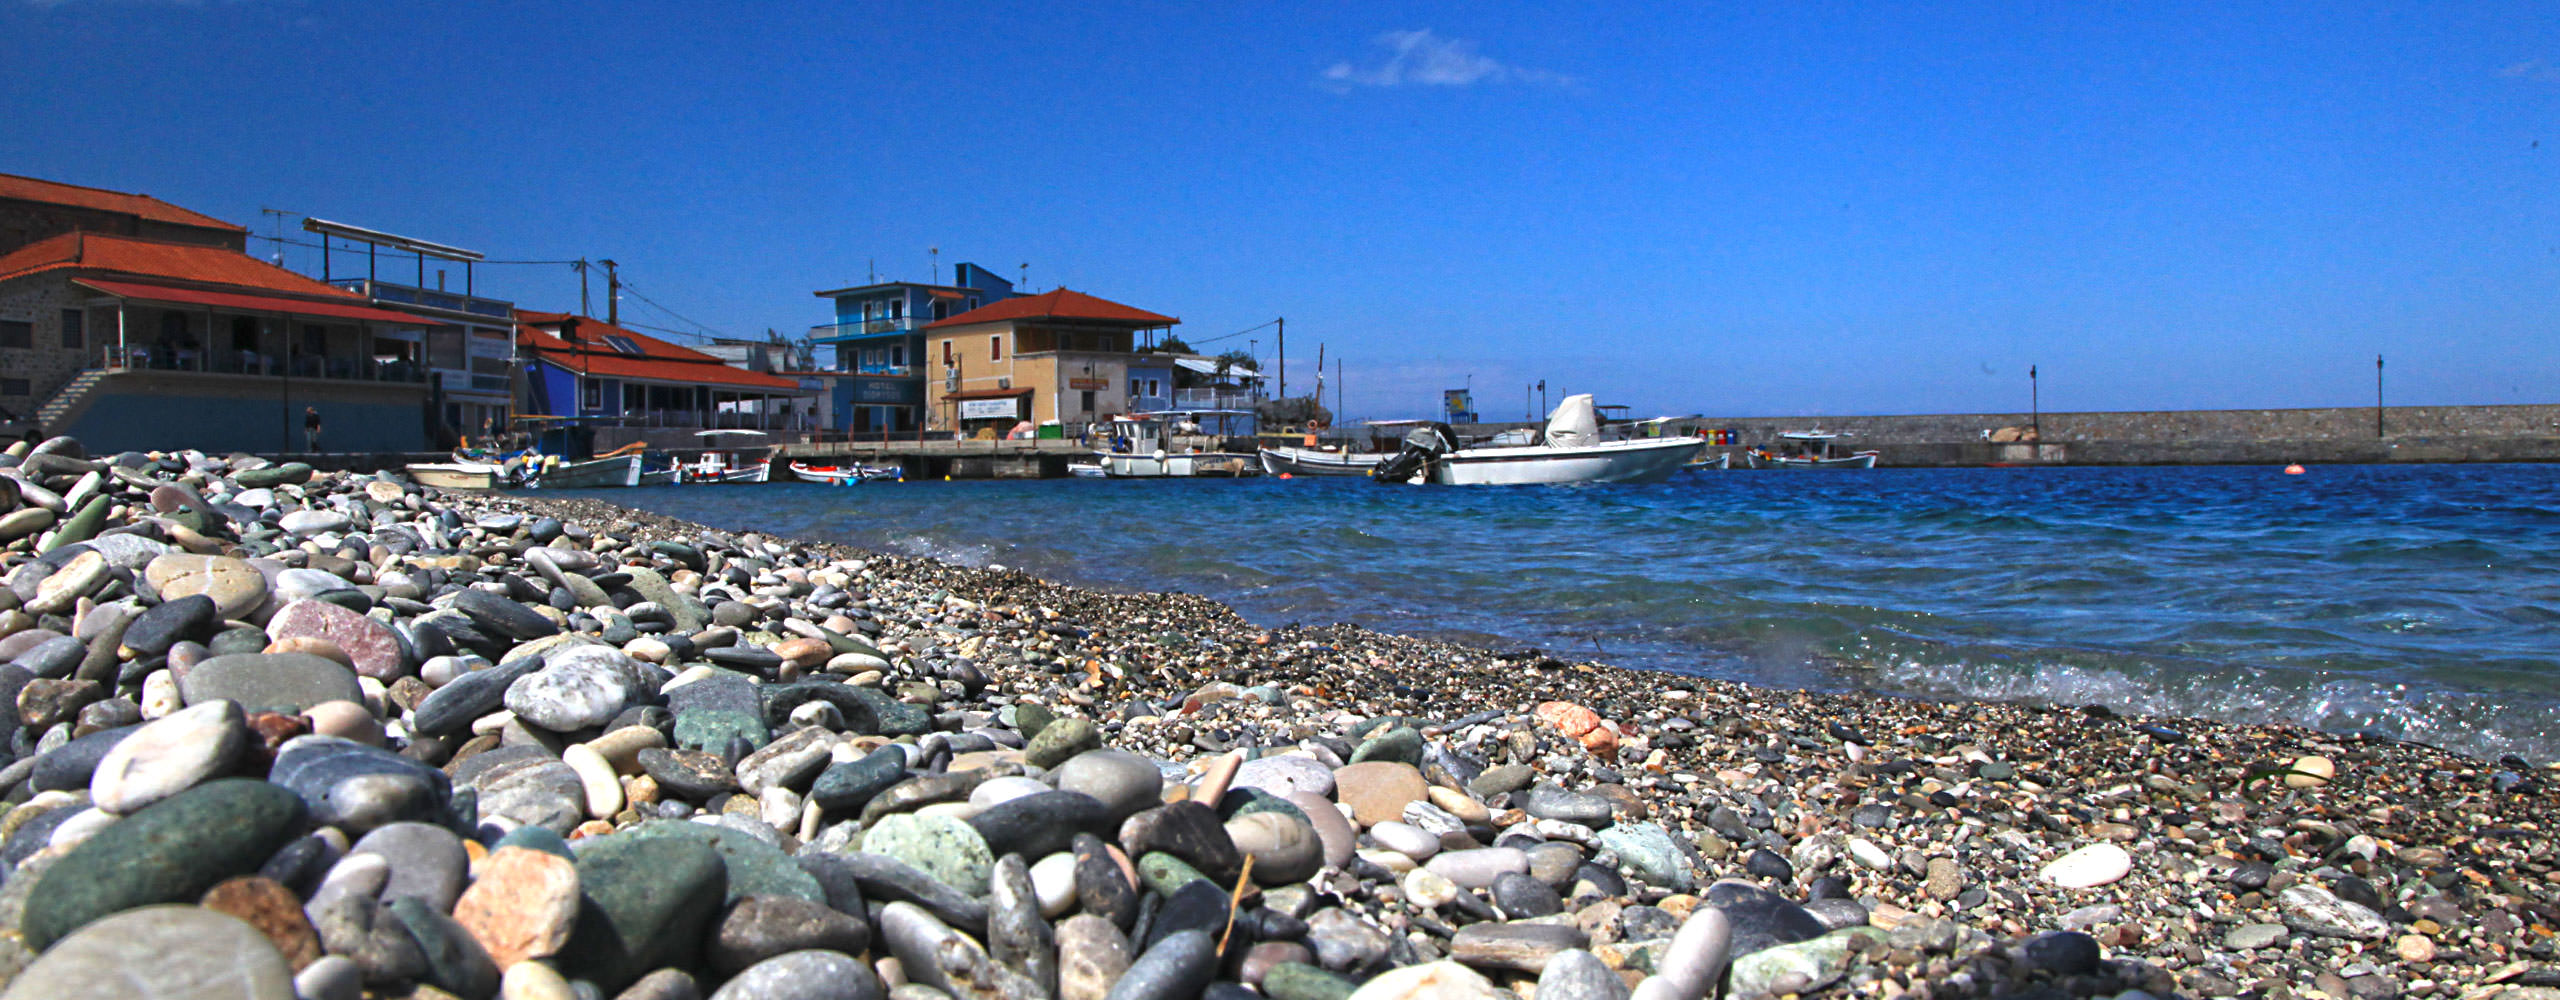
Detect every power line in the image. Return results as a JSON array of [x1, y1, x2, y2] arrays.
[[615, 280, 730, 341], [1188, 317, 1281, 346]]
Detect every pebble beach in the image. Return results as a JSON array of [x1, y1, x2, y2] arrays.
[[0, 435, 2551, 1000]]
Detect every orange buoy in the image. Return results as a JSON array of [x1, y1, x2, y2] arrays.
[[2283, 463, 2306, 475], [1279, 473, 1294, 480]]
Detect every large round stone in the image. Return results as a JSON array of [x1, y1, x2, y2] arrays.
[[861, 813, 994, 895], [178, 652, 362, 715], [22, 778, 308, 950], [3, 905, 294, 1000], [143, 554, 269, 620]]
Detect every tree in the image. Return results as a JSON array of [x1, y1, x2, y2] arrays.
[[1212, 349, 1256, 379], [1142, 334, 1195, 355]]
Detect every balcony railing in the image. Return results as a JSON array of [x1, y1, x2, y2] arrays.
[[106, 346, 427, 384], [1174, 389, 1262, 411], [811, 319, 920, 339], [849, 364, 917, 377]]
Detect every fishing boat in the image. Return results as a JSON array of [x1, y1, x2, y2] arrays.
[[1371, 395, 1702, 486], [788, 461, 901, 485], [683, 430, 773, 483], [637, 454, 683, 486], [1256, 444, 1387, 477], [1095, 411, 1261, 478], [1744, 431, 1880, 469]]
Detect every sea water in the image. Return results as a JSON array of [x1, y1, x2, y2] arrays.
[[572, 464, 2560, 764]]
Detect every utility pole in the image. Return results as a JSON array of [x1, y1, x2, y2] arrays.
[[1336, 358, 1343, 424], [1276, 317, 1285, 400], [575, 259, 591, 317], [600, 260, 620, 326], [1538, 380, 1548, 419], [2376, 354, 2385, 439]]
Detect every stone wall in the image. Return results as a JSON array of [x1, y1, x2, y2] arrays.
[[0, 276, 96, 415], [1457, 403, 2560, 466], [62, 370, 431, 454]]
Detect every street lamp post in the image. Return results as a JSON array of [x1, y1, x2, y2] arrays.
[[2030, 364, 2041, 448], [2376, 354, 2385, 439]]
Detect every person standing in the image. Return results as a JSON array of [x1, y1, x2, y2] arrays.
[[304, 406, 322, 452]]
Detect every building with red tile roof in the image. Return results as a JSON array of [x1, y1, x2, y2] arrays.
[[0, 232, 442, 454], [919, 287, 1186, 435], [514, 312, 816, 442], [0, 172, 247, 255]]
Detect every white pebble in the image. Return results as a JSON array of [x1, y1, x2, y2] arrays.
[[1030, 852, 1079, 918], [562, 743, 623, 819], [2042, 843, 2133, 889]]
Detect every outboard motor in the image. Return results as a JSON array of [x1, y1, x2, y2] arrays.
[[1370, 423, 1456, 484]]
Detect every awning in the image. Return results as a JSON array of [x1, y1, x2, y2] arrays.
[[926, 289, 966, 300], [75, 278, 429, 326], [943, 388, 1032, 400]]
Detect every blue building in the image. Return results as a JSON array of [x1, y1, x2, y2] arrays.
[[809, 262, 1015, 434]]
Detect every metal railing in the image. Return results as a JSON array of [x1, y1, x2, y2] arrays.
[[103, 346, 426, 383], [810, 319, 920, 339]]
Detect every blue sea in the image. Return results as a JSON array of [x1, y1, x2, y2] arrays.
[[564, 464, 2560, 764]]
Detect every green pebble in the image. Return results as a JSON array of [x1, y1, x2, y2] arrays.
[[1138, 850, 1212, 897], [1262, 962, 1359, 1000]]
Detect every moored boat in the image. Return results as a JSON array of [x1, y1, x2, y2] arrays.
[[788, 461, 901, 485], [527, 453, 643, 488], [406, 461, 502, 490], [1371, 394, 1702, 486], [1257, 444, 1386, 477], [1744, 431, 1879, 469], [684, 429, 774, 483]]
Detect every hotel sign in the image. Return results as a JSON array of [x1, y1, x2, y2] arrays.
[[1067, 377, 1108, 391], [958, 397, 1020, 420]]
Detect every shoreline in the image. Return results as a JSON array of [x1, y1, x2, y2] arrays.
[[488, 491, 2560, 997], [0, 441, 2549, 1000]]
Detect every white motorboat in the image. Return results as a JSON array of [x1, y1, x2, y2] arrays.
[[1067, 461, 1109, 479], [1257, 444, 1387, 477], [684, 430, 774, 483], [788, 461, 901, 485], [1745, 431, 1879, 469], [1372, 395, 1703, 486]]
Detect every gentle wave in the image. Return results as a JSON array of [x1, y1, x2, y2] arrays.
[[578, 463, 2560, 763]]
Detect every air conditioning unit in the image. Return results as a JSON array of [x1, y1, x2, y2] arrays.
[[945, 371, 958, 391]]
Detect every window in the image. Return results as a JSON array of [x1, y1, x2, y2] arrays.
[[1147, 379, 1162, 397], [59, 310, 82, 350], [582, 378, 602, 410], [1060, 333, 1075, 352], [0, 379, 25, 396], [302, 325, 327, 356], [0, 320, 27, 349], [889, 343, 906, 366], [989, 335, 1002, 361], [941, 340, 953, 365], [1080, 390, 1095, 413]]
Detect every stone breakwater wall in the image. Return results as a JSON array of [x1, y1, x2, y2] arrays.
[[1461, 404, 2560, 466]]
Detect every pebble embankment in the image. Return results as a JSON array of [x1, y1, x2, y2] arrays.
[[0, 434, 2551, 1000]]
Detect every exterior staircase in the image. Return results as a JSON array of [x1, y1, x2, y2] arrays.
[[34, 369, 111, 436]]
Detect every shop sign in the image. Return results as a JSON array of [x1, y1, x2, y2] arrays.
[[959, 397, 1020, 420]]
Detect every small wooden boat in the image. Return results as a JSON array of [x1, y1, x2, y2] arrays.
[[406, 461, 502, 490], [788, 461, 900, 485], [527, 453, 644, 488], [1257, 445, 1386, 477], [1744, 431, 1879, 469], [1681, 450, 1731, 472]]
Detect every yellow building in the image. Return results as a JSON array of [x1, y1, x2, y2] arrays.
[[921, 288, 1179, 436]]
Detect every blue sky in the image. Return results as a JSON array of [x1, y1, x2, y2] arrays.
[[4, 2, 2553, 420]]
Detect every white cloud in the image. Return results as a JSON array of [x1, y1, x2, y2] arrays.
[[1320, 29, 1571, 93], [2500, 60, 2560, 82]]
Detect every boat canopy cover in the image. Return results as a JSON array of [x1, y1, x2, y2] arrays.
[[1543, 394, 1599, 447]]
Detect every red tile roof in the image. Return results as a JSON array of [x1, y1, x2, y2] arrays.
[[0, 173, 245, 233], [924, 288, 1177, 329], [0, 231, 375, 301], [515, 311, 803, 391]]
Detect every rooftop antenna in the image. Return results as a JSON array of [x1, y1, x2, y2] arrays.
[[868, 258, 875, 284], [930, 246, 939, 285], [258, 207, 296, 267], [1019, 262, 1028, 291]]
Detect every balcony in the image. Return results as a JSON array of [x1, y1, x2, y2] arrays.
[[849, 364, 917, 377], [1174, 388, 1262, 411], [811, 319, 921, 341]]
